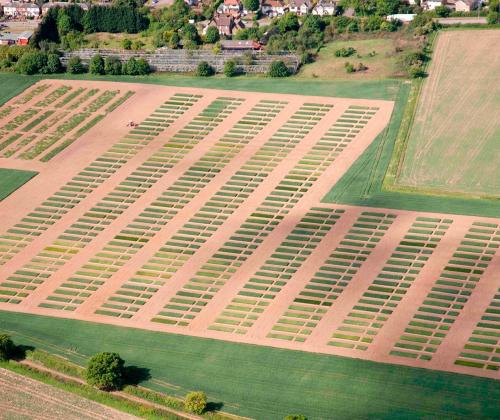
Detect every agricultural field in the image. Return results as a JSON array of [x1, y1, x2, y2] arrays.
[[0, 73, 499, 419], [0, 168, 38, 201], [0, 367, 138, 419], [396, 30, 500, 198]]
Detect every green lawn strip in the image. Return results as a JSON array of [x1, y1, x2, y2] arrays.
[[20, 348, 238, 420], [0, 168, 38, 201], [322, 81, 500, 218], [0, 74, 40, 106], [0, 361, 182, 420], [1, 311, 499, 420], [0, 73, 399, 100]]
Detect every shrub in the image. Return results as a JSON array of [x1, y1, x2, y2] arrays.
[[89, 54, 105, 74], [344, 61, 355, 73], [122, 57, 150, 75], [85, 352, 125, 391], [45, 53, 62, 73], [0, 334, 15, 361], [16, 51, 47, 75], [205, 26, 220, 44], [169, 32, 180, 49], [434, 5, 451, 17], [122, 38, 132, 50], [284, 416, 308, 420], [67, 56, 85, 74], [184, 391, 207, 414], [334, 47, 356, 57], [357, 62, 368, 71], [243, 0, 260, 11], [104, 56, 122, 75], [196, 61, 214, 76], [223, 59, 238, 77], [487, 11, 500, 24], [131, 40, 144, 51], [268, 60, 289, 77]]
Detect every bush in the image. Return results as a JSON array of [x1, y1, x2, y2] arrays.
[[67, 56, 85, 74], [334, 47, 356, 57], [89, 54, 104, 74], [85, 352, 125, 391], [284, 416, 307, 420], [45, 53, 62, 73], [205, 26, 220, 44], [196, 61, 214, 76], [434, 5, 451, 17], [16, 51, 47, 75], [223, 59, 238, 77], [0, 334, 15, 361], [487, 11, 500, 24], [104, 56, 122, 75], [344, 61, 355, 73], [357, 62, 368, 71], [122, 38, 132, 50], [122, 57, 150, 75], [244, 0, 259, 11], [268, 60, 289, 77], [169, 32, 180, 49], [184, 391, 207, 414]]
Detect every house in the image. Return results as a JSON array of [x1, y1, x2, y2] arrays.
[[0, 30, 32, 45], [205, 14, 243, 36], [41, 2, 89, 15], [220, 39, 261, 50], [217, 0, 242, 15], [455, 0, 479, 11], [261, 0, 288, 17], [288, 0, 311, 15], [424, 0, 443, 10], [16, 30, 32, 44], [3, 2, 40, 18], [311, 0, 336, 16]]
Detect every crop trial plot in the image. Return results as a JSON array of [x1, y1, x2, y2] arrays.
[[0, 79, 498, 382]]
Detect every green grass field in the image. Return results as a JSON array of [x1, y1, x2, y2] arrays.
[[0, 168, 38, 201], [1, 311, 499, 420], [395, 30, 500, 198]]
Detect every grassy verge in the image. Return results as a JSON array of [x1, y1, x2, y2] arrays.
[[0, 168, 38, 201], [1, 311, 499, 420], [0, 72, 401, 101], [0, 360, 182, 420]]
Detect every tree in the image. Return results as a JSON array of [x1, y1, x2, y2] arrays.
[[184, 391, 208, 414], [122, 57, 150, 75], [16, 51, 47, 75], [182, 23, 200, 43], [196, 61, 215, 76], [67, 55, 85, 74], [434, 5, 451, 17], [487, 11, 500, 24], [205, 26, 220, 44], [85, 352, 125, 391], [223, 59, 238, 77], [57, 11, 73, 37], [243, 0, 260, 11], [104, 56, 122, 75], [278, 13, 300, 33], [0, 334, 15, 361], [135, 58, 151, 75], [375, 0, 400, 16], [268, 60, 289, 77], [284, 416, 308, 420], [46, 53, 62, 73], [89, 54, 105, 74]]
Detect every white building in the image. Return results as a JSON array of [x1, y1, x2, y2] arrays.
[[3, 2, 40, 18], [311, 0, 336, 16], [289, 0, 311, 15], [261, 0, 288, 17]]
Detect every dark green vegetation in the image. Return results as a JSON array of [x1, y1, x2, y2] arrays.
[[1, 311, 499, 419], [86, 352, 125, 391], [0, 73, 38, 105], [323, 81, 500, 218], [0, 169, 38, 201]]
